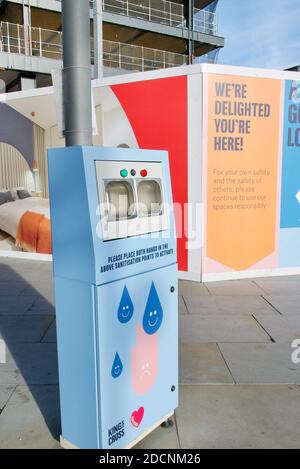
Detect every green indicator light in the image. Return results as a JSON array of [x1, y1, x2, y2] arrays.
[[120, 169, 128, 178]]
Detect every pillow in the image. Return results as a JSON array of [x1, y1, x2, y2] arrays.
[[17, 189, 32, 200], [10, 188, 20, 200], [12, 187, 26, 200], [1, 189, 16, 201], [0, 191, 14, 206]]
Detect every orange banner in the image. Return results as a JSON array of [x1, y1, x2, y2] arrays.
[[205, 74, 281, 270]]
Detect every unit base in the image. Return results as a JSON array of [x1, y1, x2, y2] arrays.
[[124, 412, 174, 449], [60, 411, 174, 450], [60, 437, 78, 450]]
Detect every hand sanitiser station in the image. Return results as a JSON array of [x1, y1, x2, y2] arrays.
[[48, 146, 178, 449]]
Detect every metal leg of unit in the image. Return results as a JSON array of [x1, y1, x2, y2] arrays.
[[160, 418, 174, 429]]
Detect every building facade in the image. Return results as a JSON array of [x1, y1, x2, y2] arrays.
[[0, 0, 224, 92]]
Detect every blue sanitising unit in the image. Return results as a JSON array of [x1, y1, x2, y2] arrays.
[[47, 146, 178, 449]]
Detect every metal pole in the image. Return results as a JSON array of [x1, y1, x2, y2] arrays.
[[7, 22, 10, 54], [17, 23, 21, 54], [62, 0, 92, 146], [93, 0, 103, 79], [184, 0, 194, 64], [22, 1, 30, 56], [39, 27, 42, 57]]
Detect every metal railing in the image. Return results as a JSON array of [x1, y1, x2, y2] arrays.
[[102, 0, 184, 28], [0, 22, 188, 72], [193, 49, 220, 65], [194, 8, 217, 35], [0, 22, 62, 59], [102, 39, 187, 71], [55, 0, 218, 35], [56, 0, 184, 28]]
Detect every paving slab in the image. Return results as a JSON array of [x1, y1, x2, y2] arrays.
[[263, 295, 300, 315], [0, 385, 14, 412], [0, 295, 36, 315], [179, 296, 188, 315], [183, 295, 276, 316], [0, 315, 53, 343], [180, 343, 234, 384], [205, 280, 265, 296], [179, 281, 210, 297], [40, 262, 53, 272], [0, 266, 20, 282], [9, 271, 50, 285], [0, 258, 49, 271], [135, 417, 180, 449], [254, 277, 300, 295], [0, 259, 46, 269], [0, 281, 28, 296], [254, 313, 300, 343], [21, 282, 54, 304], [42, 321, 57, 343], [219, 343, 300, 384], [0, 385, 61, 449], [0, 343, 58, 386], [27, 297, 56, 315], [176, 384, 300, 449], [0, 258, 300, 449], [0, 262, 48, 284], [179, 315, 271, 343]]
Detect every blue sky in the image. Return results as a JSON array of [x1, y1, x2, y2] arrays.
[[217, 0, 300, 69]]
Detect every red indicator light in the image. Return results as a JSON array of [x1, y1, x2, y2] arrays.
[[140, 169, 148, 178]]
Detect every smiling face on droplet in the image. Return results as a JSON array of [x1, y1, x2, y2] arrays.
[[143, 283, 163, 335], [112, 364, 122, 378], [147, 310, 159, 328], [121, 305, 131, 319], [143, 309, 162, 335], [111, 353, 123, 379], [118, 286, 134, 324]]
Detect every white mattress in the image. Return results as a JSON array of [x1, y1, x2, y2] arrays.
[[0, 198, 50, 239]]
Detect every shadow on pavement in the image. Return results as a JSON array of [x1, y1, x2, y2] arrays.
[[0, 261, 61, 446]]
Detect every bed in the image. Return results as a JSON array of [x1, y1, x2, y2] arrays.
[[0, 197, 51, 254]]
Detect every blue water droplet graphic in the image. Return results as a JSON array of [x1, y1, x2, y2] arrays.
[[111, 353, 123, 379], [143, 282, 163, 335], [118, 286, 134, 324]]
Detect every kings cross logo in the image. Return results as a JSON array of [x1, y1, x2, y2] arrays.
[[108, 420, 125, 447]]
